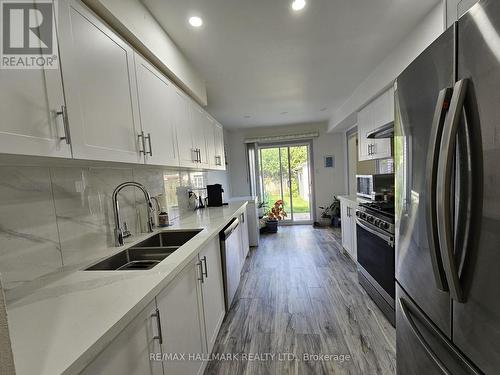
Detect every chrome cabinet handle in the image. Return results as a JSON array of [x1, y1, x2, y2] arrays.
[[145, 133, 153, 156], [151, 308, 163, 345], [192, 148, 198, 162], [197, 261, 204, 283], [201, 256, 208, 278], [437, 79, 468, 303], [56, 105, 71, 144], [197, 148, 202, 163], [138, 131, 146, 155], [425, 87, 452, 292]]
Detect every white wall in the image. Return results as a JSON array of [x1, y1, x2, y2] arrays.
[[83, 0, 207, 105], [227, 122, 346, 221], [328, 2, 445, 131]]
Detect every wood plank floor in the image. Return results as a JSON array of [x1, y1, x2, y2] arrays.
[[205, 225, 396, 375]]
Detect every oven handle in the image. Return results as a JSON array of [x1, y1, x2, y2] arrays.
[[355, 218, 394, 247]]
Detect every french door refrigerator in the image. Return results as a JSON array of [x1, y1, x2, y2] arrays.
[[395, 0, 500, 373]]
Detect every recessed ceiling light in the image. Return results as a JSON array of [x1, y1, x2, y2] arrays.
[[291, 0, 306, 11], [188, 16, 203, 27]]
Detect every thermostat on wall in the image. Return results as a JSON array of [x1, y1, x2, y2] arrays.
[[324, 155, 334, 168]]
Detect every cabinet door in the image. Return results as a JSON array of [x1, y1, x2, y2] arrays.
[[57, 0, 142, 163], [191, 106, 209, 168], [340, 201, 352, 254], [81, 301, 163, 375], [373, 138, 392, 159], [0, 67, 71, 158], [207, 118, 218, 169], [214, 122, 226, 170], [349, 202, 358, 261], [199, 238, 226, 354], [357, 106, 372, 161], [156, 260, 206, 375], [135, 54, 178, 167], [174, 90, 197, 168], [372, 89, 393, 159], [240, 212, 250, 261]]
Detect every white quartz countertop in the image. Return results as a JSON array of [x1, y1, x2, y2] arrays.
[[7, 202, 247, 375]]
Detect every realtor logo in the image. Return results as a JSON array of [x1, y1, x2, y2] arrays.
[[1, 0, 58, 69]]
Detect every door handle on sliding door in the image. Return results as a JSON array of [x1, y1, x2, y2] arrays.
[[436, 79, 468, 303], [426, 87, 452, 291]]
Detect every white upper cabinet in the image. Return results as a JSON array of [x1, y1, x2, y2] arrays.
[[191, 106, 210, 168], [174, 89, 198, 168], [134, 54, 179, 166], [1, 0, 225, 170], [209, 120, 226, 170], [357, 105, 372, 161], [0, 66, 72, 158], [57, 0, 142, 163], [358, 88, 393, 161]]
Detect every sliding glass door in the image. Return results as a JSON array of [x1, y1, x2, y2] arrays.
[[259, 143, 312, 223]]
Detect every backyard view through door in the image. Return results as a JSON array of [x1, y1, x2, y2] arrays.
[[259, 144, 312, 223]]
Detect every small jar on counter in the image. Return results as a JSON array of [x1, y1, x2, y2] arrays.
[[158, 210, 170, 227]]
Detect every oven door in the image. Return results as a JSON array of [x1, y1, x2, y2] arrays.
[[356, 218, 395, 301]]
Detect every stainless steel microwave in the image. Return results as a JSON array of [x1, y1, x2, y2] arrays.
[[356, 174, 394, 200]]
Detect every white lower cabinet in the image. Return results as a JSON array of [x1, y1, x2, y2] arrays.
[[239, 212, 250, 267], [81, 301, 163, 375], [198, 238, 226, 354], [156, 259, 207, 375], [81, 239, 227, 375], [340, 199, 357, 261]]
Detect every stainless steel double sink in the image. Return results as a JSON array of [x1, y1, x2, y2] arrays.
[[85, 229, 202, 271]]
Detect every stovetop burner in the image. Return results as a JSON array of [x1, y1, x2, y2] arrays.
[[359, 201, 395, 221]]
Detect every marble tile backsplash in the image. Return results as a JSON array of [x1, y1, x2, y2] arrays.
[[0, 163, 213, 302]]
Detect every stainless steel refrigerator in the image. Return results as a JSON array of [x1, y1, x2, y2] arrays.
[[395, 0, 500, 373]]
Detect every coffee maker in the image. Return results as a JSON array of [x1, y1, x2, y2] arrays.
[[206, 184, 224, 207]]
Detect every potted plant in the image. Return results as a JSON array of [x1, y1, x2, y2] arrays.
[[257, 201, 268, 219], [318, 196, 341, 227], [264, 200, 287, 233]]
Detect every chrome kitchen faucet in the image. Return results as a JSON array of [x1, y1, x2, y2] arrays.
[[112, 182, 154, 246]]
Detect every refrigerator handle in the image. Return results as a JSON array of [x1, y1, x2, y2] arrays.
[[399, 297, 482, 375], [437, 79, 468, 303], [399, 298, 452, 375], [426, 87, 453, 292]]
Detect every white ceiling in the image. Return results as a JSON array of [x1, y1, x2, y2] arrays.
[[142, 0, 440, 129]]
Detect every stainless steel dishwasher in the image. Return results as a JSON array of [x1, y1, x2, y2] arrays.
[[219, 217, 241, 311]]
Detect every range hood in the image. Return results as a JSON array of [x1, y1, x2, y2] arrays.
[[367, 122, 394, 139]]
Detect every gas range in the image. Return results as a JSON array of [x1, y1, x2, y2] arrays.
[[356, 201, 395, 235], [355, 199, 396, 326]]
